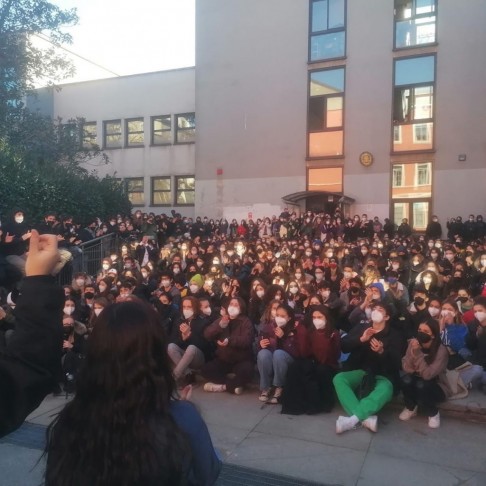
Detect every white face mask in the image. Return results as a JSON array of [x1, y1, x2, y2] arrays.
[[102, 264, 110, 270], [94, 308, 103, 316], [76, 279, 85, 287], [289, 286, 299, 295], [227, 305, 240, 318], [315, 273, 323, 282], [321, 290, 330, 299], [202, 306, 212, 316], [423, 277, 432, 285], [183, 309, 194, 319], [275, 316, 288, 327], [173, 268, 180, 275], [371, 310, 384, 323], [256, 290, 265, 298], [161, 279, 170, 287], [295, 273, 302, 279], [474, 311, 486, 323], [189, 284, 199, 294], [99, 285, 107, 293], [64, 306, 75, 316], [392, 264, 399, 270], [481, 259, 486, 267], [313, 318, 326, 330], [428, 307, 440, 317], [343, 271, 352, 279], [15, 216, 24, 224], [441, 309, 454, 319]]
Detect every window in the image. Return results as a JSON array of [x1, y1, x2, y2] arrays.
[[308, 68, 345, 157], [393, 55, 435, 152], [151, 115, 172, 145], [175, 113, 195, 143], [392, 165, 404, 187], [103, 120, 122, 149], [308, 167, 343, 192], [175, 176, 195, 205], [393, 125, 402, 143], [391, 162, 432, 198], [126, 118, 144, 147], [395, 0, 437, 49], [81, 122, 97, 149], [309, 0, 346, 61], [151, 177, 171, 206], [126, 178, 145, 206]]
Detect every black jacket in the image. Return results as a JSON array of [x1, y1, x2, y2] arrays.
[[0, 276, 63, 437]]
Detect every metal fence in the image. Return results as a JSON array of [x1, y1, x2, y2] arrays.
[[57, 233, 120, 286]]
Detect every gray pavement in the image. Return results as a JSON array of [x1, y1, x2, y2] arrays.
[[2, 387, 486, 486]]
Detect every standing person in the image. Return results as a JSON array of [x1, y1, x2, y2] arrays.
[[399, 318, 448, 428], [0, 230, 63, 438], [333, 302, 404, 434], [1, 209, 32, 277], [425, 215, 443, 241]]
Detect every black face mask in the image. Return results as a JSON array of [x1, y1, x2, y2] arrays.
[[457, 296, 468, 303], [84, 292, 94, 300], [414, 296, 425, 307], [417, 331, 432, 344]]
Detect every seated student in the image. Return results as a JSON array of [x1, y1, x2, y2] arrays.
[[201, 297, 254, 394], [281, 305, 340, 415], [256, 303, 308, 404], [465, 296, 486, 389], [333, 302, 404, 434], [168, 296, 212, 387], [400, 317, 449, 428]]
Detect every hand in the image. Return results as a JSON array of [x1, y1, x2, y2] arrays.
[[260, 338, 270, 348], [370, 338, 384, 354], [25, 230, 60, 276], [364, 287, 374, 304], [360, 327, 378, 343], [217, 338, 229, 347], [22, 231, 32, 241], [180, 323, 190, 334], [180, 384, 192, 401], [410, 338, 421, 350], [274, 327, 284, 338], [63, 340, 73, 350], [350, 298, 360, 306], [340, 278, 349, 291], [4, 232, 14, 243], [219, 316, 230, 328], [0, 307, 6, 320]]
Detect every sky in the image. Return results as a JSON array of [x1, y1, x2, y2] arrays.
[[39, 0, 196, 84]]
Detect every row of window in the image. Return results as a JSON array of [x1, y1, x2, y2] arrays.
[[81, 113, 196, 150], [120, 176, 195, 207], [309, 0, 437, 62], [308, 54, 436, 158]]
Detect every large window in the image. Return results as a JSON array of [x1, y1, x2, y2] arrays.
[[151, 177, 171, 206], [309, 0, 346, 61], [126, 118, 144, 147], [175, 113, 195, 143], [391, 162, 431, 199], [126, 178, 145, 206], [151, 115, 172, 145], [308, 68, 345, 157], [103, 120, 122, 149], [175, 176, 195, 205], [394, 0, 437, 49], [308, 167, 343, 192], [81, 122, 97, 149], [393, 55, 435, 152]]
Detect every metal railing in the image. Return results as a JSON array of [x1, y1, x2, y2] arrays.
[[57, 233, 120, 286]]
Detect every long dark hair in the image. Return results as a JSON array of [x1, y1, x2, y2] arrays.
[[420, 317, 442, 365], [45, 300, 190, 486]]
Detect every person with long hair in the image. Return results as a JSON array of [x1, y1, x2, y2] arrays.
[[399, 317, 448, 428], [45, 298, 221, 485]]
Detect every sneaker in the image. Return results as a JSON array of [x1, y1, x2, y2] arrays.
[[203, 382, 226, 392], [234, 387, 243, 395], [259, 389, 271, 402], [399, 406, 418, 421], [428, 412, 440, 429], [336, 416, 358, 434], [268, 386, 283, 404], [362, 415, 378, 433]]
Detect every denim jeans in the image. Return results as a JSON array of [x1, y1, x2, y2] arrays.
[[257, 348, 294, 390]]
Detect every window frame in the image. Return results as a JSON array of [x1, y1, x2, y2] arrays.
[[308, 0, 347, 62], [103, 119, 122, 150], [125, 117, 145, 148], [175, 113, 196, 144], [174, 175, 195, 207], [392, 164, 404, 188], [307, 66, 346, 159], [151, 115, 172, 146], [415, 162, 431, 186], [125, 177, 145, 207], [307, 166, 344, 193], [393, 0, 437, 50], [150, 176, 172, 207]]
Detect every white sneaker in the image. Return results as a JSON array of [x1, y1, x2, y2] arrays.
[[362, 415, 378, 433], [399, 406, 418, 421], [203, 382, 226, 392], [428, 412, 440, 429], [336, 416, 358, 434]]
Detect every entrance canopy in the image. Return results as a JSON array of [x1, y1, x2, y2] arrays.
[[282, 191, 355, 206]]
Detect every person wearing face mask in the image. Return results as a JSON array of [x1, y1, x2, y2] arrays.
[[400, 318, 449, 428], [317, 280, 345, 323], [157, 271, 181, 310], [248, 282, 268, 327], [256, 304, 308, 404], [87, 297, 109, 333], [383, 271, 409, 317], [456, 288, 475, 323], [465, 296, 486, 389], [202, 297, 254, 394], [471, 252, 486, 296], [198, 297, 218, 324], [187, 274, 208, 299], [333, 302, 404, 434], [168, 296, 213, 388], [425, 215, 443, 240], [281, 305, 340, 415], [1, 209, 32, 278], [286, 280, 305, 315]]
